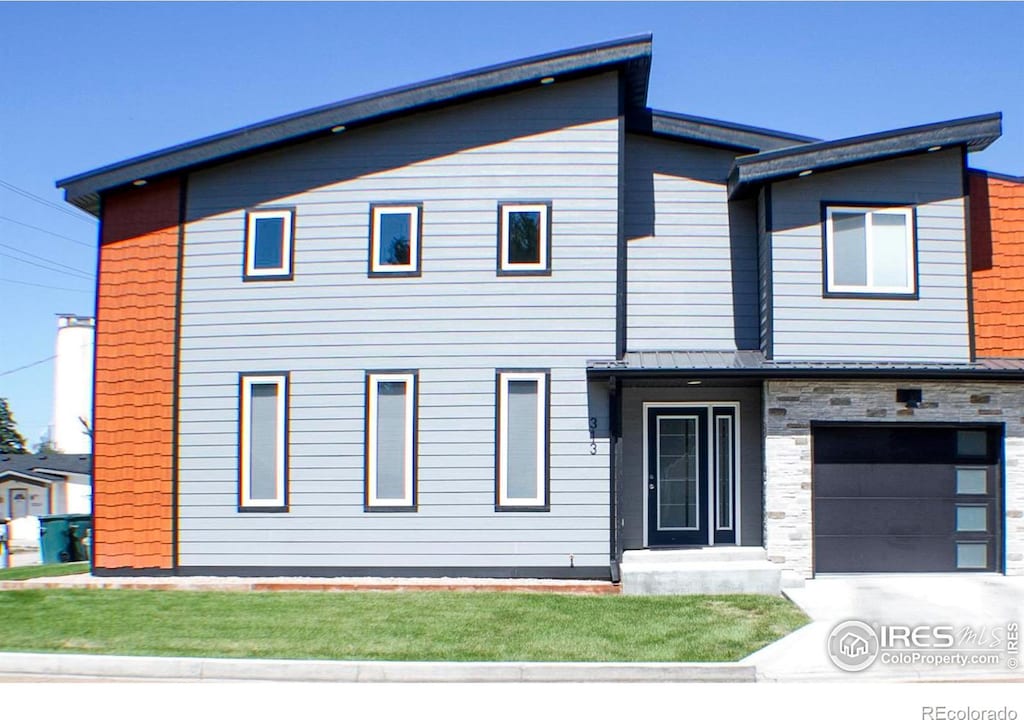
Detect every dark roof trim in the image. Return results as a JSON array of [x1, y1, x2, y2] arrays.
[[57, 35, 653, 216], [728, 113, 1003, 198], [587, 365, 1024, 381], [629, 108, 818, 152], [971, 169, 1024, 184]]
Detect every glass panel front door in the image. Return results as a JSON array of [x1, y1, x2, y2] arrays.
[[657, 416, 699, 531], [648, 409, 708, 546], [647, 406, 737, 547]]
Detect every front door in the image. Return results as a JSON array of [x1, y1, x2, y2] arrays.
[[9, 488, 29, 519], [647, 406, 737, 546]]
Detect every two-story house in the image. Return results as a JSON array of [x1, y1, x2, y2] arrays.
[[57, 36, 1024, 592]]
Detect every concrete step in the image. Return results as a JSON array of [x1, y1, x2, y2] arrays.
[[620, 546, 782, 596], [622, 546, 768, 565]]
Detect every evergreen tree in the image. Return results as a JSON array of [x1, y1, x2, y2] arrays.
[[0, 398, 28, 454]]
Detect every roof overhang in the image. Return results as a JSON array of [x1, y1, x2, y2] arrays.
[[728, 113, 1003, 199], [629, 108, 818, 153], [587, 351, 1024, 382], [0, 470, 54, 486], [58, 35, 653, 216]]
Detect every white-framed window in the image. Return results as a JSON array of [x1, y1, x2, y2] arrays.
[[365, 372, 417, 509], [370, 204, 421, 276], [498, 203, 550, 274], [496, 370, 549, 508], [824, 205, 915, 295], [239, 373, 288, 509], [244, 208, 294, 280]]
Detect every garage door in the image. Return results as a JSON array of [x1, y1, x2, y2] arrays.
[[813, 425, 1001, 573]]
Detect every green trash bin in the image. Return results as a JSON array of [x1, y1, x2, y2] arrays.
[[66, 514, 92, 562], [38, 515, 74, 564]]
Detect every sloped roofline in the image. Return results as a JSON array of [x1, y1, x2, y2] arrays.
[[728, 112, 1003, 198], [629, 108, 818, 152], [57, 34, 654, 216]]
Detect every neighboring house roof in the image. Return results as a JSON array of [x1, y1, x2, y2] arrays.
[[0, 469, 55, 486], [629, 108, 818, 152], [588, 350, 1024, 379], [0, 452, 92, 477], [970, 170, 1024, 357], [57, 34, 654, 216], [728, 113, 1003, 198]]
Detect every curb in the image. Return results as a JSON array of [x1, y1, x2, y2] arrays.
[[0, 652, 756, 683]]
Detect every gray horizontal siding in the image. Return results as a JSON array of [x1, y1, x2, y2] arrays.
[[769, 149, 970, 361], [177, 73, 619, 570], [625, 135, 758, 351]]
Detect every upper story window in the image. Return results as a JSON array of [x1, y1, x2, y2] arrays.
[[498, 203, 550, 275], [244, 208, 294, 281], [239, 373, 289, 510], [370, 204, 421, 277], [824, 205, 916, 297]]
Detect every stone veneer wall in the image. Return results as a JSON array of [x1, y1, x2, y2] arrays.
[[763, 380, 1024, 578]]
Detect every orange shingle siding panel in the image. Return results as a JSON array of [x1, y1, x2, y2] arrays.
[[970, 172, 1024, 357], [94, 177, 181, 571]]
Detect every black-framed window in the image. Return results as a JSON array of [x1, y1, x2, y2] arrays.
[[365, 371, 418, 510], [495, 370, 550, 510], [823, 204, 917, 297], [498, 203, 551, 275], [238, 372, 289, 510], [369, 204, 422, 277], [244, 208, 295, 281]]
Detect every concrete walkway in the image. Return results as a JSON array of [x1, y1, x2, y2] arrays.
[[0, 652, 754, 683], [749, 574, 1024, 682]]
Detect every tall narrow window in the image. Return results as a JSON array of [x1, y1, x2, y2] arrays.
[[239, 373, 288, 509], [365, 372, 417, 509], [498, 203, 551, 274], [715, 413, 734, 531], [824, 205, 915, 296], [244, 208, 294, 280], [496, 371, 549, 509], [369, 204, 421, 276]]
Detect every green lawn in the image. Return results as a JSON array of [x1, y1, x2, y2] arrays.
[[0, 589, 806, 662], [0, 562, 89, 581]]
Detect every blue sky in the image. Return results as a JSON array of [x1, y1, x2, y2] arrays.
[[1, 1, 1022, 447]]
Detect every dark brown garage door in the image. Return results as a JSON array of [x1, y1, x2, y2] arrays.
[[813, 424, 1002, 573]]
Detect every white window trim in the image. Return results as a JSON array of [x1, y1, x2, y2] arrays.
[[366, 372, 416, 507], [245, 209, 293, 278], [497, 371, 548, 507], [370, 205, 420, 274], [239, 374, 287, 508], [715, 413, 734, 532], [825, 205, 915, 295], [499, 203, 550, 273]]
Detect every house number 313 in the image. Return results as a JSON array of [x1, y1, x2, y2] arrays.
[[589, 417, 598, 455]]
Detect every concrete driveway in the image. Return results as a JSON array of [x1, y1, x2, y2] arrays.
[[748, 574, 1024, 681]]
